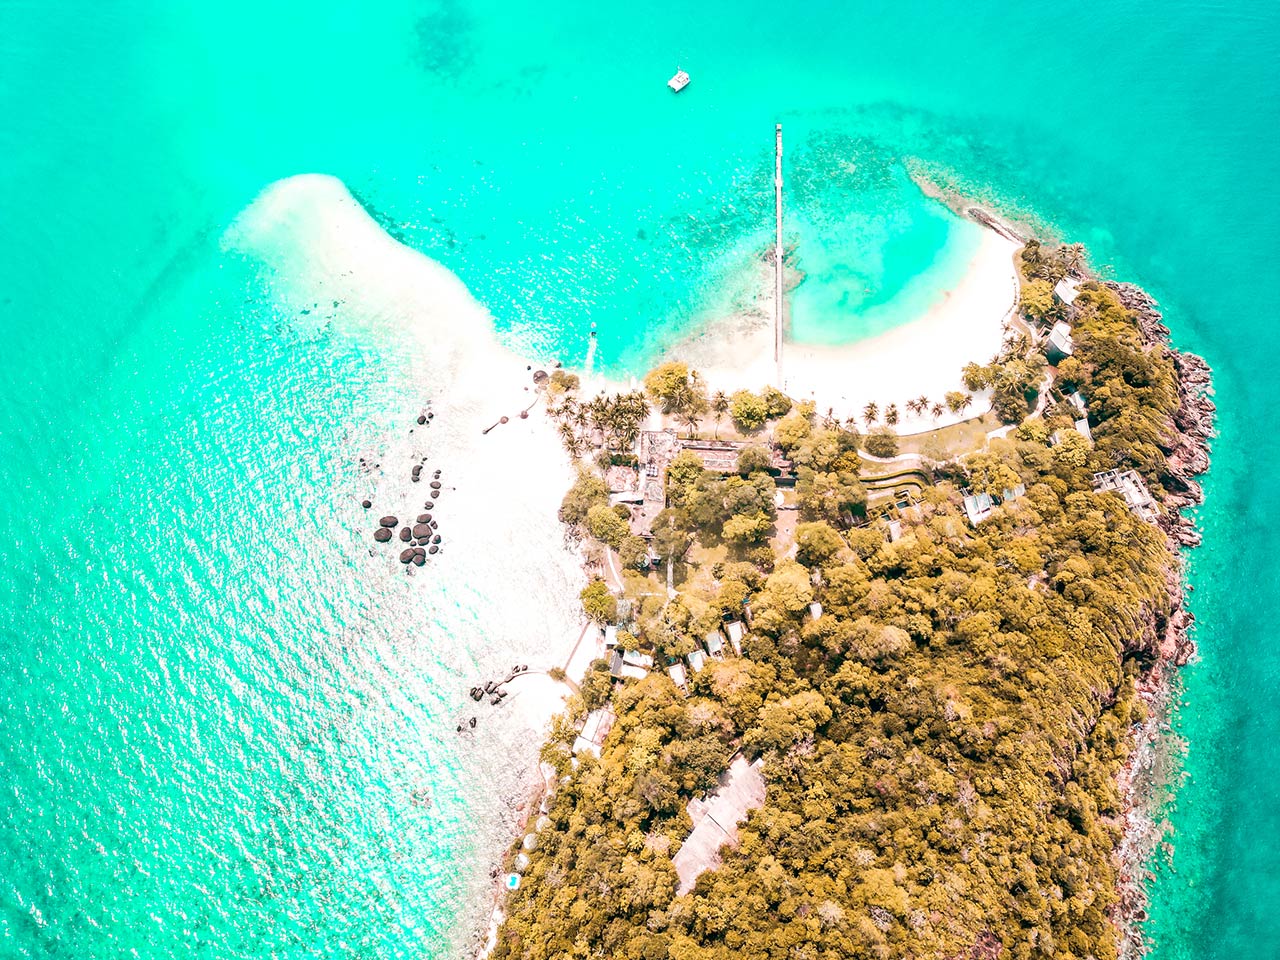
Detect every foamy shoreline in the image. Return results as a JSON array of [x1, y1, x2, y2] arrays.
[[675, 227, 1020, 431], [224, 174, 595, 955]]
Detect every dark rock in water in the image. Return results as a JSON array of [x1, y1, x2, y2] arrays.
[[413, 547, 426, 558], [424, 501, 435, 510], [519, 410, 528, 419], [361, 499, 372, 509], [379, 516, 398, 528], [417, 514, 430, 523], [499, 416, 509, 424], [432, 534, 442, 544], [411, 476, 420, 482], [412, 553, 426, 566], [373, 528, 392, 543], [417, 415, 427, 425], [399, 548, 414, 564], [428, 412, 434, 420], [399, 527, 411, 542], [433, 469, 441, 477], [412, 464, 422, 475], [520, 664, 527, 671], [533, 369, 548, 384], [470, 687, 483, 701], [469, 716, 476, 728], [430, 480, 442, 490], [428, 544, 439, 555], [483, 680, 495, 693], [413, 523, 430, 538]]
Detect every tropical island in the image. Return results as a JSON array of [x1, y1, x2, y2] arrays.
[[481, 231, 1213, 960]]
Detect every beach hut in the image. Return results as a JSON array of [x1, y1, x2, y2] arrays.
[[514, 853, 531, 873], [1054, 277, 1081, 306], [1002, 483, 1027, 502], [725, 621, 745, 655], [886, 518, 903, 543], [617, 649, 652, 680], [1045, 321, 1075, 363], [808, 602, 823, 622], [604, 625, 618, 648], [522, 833, 538, 851], [687, 649, 707, 673], [704, 630, 726, 659], [963, 491, 994, 526], [1068, 392, 1088, 416], [668, 662, 688, 691]]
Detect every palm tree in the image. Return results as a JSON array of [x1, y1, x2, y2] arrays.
[[884, 403, 899, 426], [1061, 242, 1087, 276], [711, 391, 729, 438], [862, 402, 879, 427], [931, 401, 945, 420], [905, 398, 924, 416]]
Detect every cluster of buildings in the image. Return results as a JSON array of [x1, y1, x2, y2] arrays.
[[607, 619, 748, 690]]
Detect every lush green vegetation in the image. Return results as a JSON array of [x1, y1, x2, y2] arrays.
[[509, 244, 1191, 960]]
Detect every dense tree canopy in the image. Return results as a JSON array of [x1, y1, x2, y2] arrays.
[[500, 252, 1195, 960]]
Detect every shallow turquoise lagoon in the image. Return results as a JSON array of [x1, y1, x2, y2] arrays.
[[1, 0, 1277, 956]]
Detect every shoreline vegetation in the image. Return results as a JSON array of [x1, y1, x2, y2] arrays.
[[483, 220, 1213, 959]]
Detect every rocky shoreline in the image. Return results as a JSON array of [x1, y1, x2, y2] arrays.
[[1107, 280, 1215, 958]]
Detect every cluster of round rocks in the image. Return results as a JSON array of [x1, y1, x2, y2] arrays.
[[470, 665, 532, 705], [360, 408, 447, 572]]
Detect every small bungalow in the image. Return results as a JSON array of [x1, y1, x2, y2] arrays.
[[1054, 276, 1081, 307], [1045, 321, 1075, 363], [513, 853, 531, 873], [668, 662, 688, 690], [604, 625, 618, 648], [886, 517, 903, 542], [963, 491, 994, 526], [807, 602, 823, 622], [610, 649, 652, 681], [1002, 483, 1027, 502], [725, 621, 746, 655], [573, 707, 616, 757], [704, 630, 726, 659], [1068, 392, 1088, 416], [687, 648, 707, 673]]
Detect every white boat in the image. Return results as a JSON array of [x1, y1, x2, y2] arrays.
[[667, 69, 690, 92]]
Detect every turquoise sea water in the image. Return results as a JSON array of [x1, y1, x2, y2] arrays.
[[2, 1, 1277, 956]]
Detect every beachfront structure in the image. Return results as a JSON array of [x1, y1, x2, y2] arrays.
[[1093, 469, 1160, 523], [610, 649, 653, 681], [668, 662, 688, 691], [604, 624, 618, 648], [725, 620, 745, 655], [1045, 321, 1075, 362], [513, 852, 531, 873], [1053, 419, 1093, 446], [963, 491, 995, 526], [886, 517, 903, 542], [572, 706, 617, 757], [672, 754, 767, 895], [687, 648, 707, 673], [1054, 276, 1081, 306], [1002, 483, 1027, 502], [704, 630, 726, 659], [668, 69, 690, 92], [1068, 392, 1088, 416], [808, 602, 823, 622]]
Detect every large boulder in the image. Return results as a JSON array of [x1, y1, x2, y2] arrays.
[[373, 528, 392, 543], [379, 516, 398, 528]]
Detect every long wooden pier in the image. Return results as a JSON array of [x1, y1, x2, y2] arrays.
[[773, 123, 784, 387]]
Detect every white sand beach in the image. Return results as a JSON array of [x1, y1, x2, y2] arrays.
[[681, 228, 1021, 433], [224, 174, 589, 739]]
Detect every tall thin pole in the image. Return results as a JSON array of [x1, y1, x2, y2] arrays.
[[774, 123, 784, 388]]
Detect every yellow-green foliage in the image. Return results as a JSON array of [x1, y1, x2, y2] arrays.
[[495, 277, 1186, 960]]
